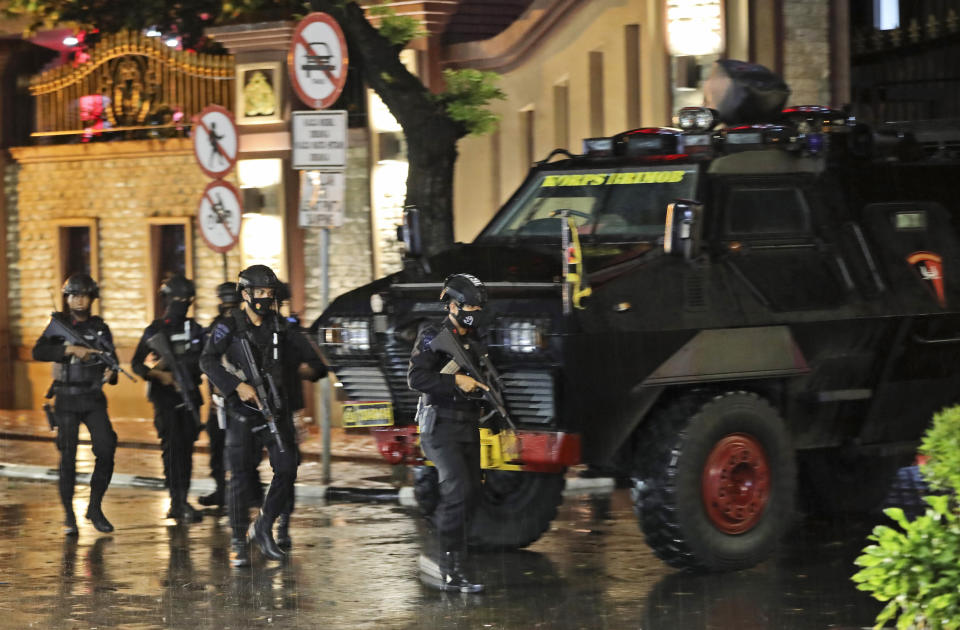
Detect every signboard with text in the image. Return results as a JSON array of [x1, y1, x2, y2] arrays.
[[299, 170, 345, 228], [292, 110, 347, 169]]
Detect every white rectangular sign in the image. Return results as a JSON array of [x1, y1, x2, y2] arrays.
[[292, 110, 347, 169], [299, 170, 346, 228]]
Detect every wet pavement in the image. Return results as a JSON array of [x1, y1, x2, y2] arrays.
[[0, 478, 885, 630]]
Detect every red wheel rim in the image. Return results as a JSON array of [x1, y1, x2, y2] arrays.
[[701, 433, 770, 534]]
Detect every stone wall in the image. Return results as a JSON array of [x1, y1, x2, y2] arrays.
[[4, 160, 20, 333], [302, 128, 374, 325], [782, 0, 831, 106], [10, 139, 242, 349]]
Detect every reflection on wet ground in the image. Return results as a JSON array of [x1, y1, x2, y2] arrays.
[[0, 479, 882, 629]]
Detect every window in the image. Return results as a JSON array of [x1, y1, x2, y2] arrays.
[[520, 108, 535, 167], [553, 82, 569, 150], [589, 51, 604, 137], [146, 217, 193, 320], [238, 158, 287, 277], [725, 187, 810, 235], [53, 218, 98, 306], [624, 25, 641, 129], [874, 0, 899, 30], [481, 166, 699, 243]]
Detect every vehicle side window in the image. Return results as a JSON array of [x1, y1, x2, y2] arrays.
[[725, 187, 810, 236]]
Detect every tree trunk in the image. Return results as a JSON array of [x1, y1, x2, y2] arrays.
[[311, 0, 467, 258]]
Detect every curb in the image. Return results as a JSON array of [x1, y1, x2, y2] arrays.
[[0, 461, 616, 505], [0, 430, 384, 464]]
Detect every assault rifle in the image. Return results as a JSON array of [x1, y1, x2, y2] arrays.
[[145, 331, 201, 427], [429, 327, 516, 430], [236, 336, 285, 453], [44, 312, 136, 382]]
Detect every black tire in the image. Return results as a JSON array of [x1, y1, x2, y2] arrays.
[[468, 470, 566, 550], [798, 449, 912, 515], [412, 465, 440, 517], [633, 391, 796, 572]]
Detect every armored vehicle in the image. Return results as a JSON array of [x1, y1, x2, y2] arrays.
[[316, 61, 960, 571]]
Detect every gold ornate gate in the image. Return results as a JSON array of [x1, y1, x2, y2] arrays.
[[29, 31, 234, 138]]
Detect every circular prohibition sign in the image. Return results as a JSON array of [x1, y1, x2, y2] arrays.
[[197, 179, 242, 253], [288, 12, 349, 110], [192, 104, 238, 179]]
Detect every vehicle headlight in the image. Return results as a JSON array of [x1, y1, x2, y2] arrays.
[[323, 317, 372, 354], [496, 318, 545, 354]]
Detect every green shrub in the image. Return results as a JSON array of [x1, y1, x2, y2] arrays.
[[920, 406, 960, 494], [852, 405, 960, 630], [853, 498, 960, 629]]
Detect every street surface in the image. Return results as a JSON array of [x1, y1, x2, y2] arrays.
[[0, 476, 886, 629]]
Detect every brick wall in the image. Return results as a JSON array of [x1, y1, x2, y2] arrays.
[[4, 160, 20, 333], [782, 0, 831, 106], [10, 139, 242, 349]]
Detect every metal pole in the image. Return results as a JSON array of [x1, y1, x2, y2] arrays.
[[221, 253, 228, 282], [320, 226, 332, 484]]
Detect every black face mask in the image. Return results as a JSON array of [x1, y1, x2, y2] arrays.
[[248, 296, 274, 316], [69, 307, 91, 320], [453, 307, 484, 331], [218, 304, 235, 316], [165, 301, 190, 320]]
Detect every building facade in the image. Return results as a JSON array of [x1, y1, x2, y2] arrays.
[[0, 0, 850, 420]]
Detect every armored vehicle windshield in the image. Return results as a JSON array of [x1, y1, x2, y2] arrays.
[[478, 164, 699, 247]]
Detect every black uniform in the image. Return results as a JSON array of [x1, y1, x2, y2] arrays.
[[408, 317, 485, 553], [131, 316, 205, 513], [202, 311, 264, 507], [33, 314, 119, 528], [200, 308, 326, 540]]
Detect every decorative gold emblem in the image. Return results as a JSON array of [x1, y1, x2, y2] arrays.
[[98, 56, 161, 127], [244, 71, 276, 117]]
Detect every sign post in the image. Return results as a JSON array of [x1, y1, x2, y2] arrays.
[[289, 12, 350, 485]]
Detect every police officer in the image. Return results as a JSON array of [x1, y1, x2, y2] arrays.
[[273, 281, 321, 550], [198, 282, 238, 508], [198, 282, 265, 510], [131, 275, 205, 524], [200, 265, 326, 567], [408, 273, 489, 593], [32, 273, 118, 535]]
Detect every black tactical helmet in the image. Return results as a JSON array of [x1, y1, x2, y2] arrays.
[[277, 282, 291, 303], [440, 273, 487, 308], [216, 281, 239, 304], [159, 274, 196, 299], [62, 273, 99, 299], [238, 264, 280, 291]]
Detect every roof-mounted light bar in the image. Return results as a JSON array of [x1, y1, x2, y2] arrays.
[[582, 137, 615, 156], [677, 107, 719, 131], [613, 128, 684, 157]]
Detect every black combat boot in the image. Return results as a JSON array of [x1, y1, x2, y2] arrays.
[[419, 551, 484, 593], [64, 509, 78, 537], [176, 500, 203, 524], [84, 505, 114, 533], [229, 537, 250, 568], [168, 491, 202, 524], [247, 514, 284, 561], [276, 514, 291, 550], [198, 488, 224, 507]]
